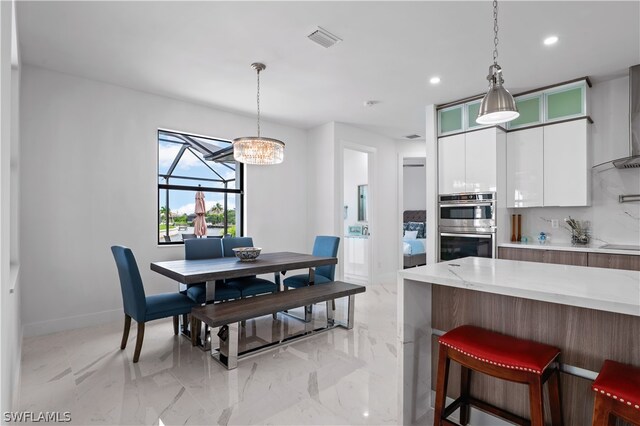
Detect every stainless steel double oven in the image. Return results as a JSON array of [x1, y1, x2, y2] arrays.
[[438, 192, 496, 261]]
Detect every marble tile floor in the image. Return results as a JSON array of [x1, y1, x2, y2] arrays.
[[18, 281, 400, 425]]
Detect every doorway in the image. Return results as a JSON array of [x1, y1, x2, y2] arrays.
[[342, 147, 371, 284], [401, 157, 427, 268]]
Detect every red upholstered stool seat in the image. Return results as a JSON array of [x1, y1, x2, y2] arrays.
[[439, 325, 561, 374], [434, 325, 563, 426], [591, 360, 640, 425]]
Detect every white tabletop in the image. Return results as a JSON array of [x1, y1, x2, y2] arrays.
[[399, 257, 640, 317]]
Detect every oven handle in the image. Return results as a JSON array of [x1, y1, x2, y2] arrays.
[[439, 203, 494, 208], [440, 232, 493, 239]]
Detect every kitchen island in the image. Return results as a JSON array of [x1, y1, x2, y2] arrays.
[[397, 257, 640, 425]]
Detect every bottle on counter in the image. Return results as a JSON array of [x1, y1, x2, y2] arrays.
[[517, 214, 522, 242], [511, 215, 517, 242]]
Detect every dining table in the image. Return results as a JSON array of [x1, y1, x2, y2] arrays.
[[150, 251, 338, 347]]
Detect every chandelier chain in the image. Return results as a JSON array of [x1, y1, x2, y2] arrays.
[[256, 68, 261, 137], [492, 0, 499, 65]]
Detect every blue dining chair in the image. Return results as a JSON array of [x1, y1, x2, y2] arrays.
[[221, 237, 278, 297], [111, 245, 197, 363], [183, 238, 241, 303], [283, 236, 340, 288]]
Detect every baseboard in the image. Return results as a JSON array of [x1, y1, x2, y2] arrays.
[[23, 308, 122, 338]]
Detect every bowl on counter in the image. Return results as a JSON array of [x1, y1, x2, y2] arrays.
[[232, 247, 262, 262]]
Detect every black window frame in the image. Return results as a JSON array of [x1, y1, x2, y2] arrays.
[[157, 129, 244, 245]]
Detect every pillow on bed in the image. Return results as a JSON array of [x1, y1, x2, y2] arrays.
[[407, 222, 425, 239], [404, 230, 418, 239]]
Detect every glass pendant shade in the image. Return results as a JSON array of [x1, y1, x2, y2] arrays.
[[233, 137, 285, 165], [233, 62, 285, 165]]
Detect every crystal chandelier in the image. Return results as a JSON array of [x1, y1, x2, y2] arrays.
[[233, 63, 285, 165], [476, 0, 519, 125]]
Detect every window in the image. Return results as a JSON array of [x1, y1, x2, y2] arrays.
[[157, 129, 243, 244]]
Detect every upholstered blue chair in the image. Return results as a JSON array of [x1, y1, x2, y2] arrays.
[[221, 237, 278, 297], [111, 245, 197, 363], [283, 236, 340, 288], [183, 238, 241, 303]]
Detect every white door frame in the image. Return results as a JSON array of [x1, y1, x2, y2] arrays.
[[336, 142, 376, 284], [397, 154, 427, 270]]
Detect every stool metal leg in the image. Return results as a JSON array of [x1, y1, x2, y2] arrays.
[[528, 376, 545, 426], [460, 366, 472, 425], [548, 368, 563, 426], [434, 345, 450, 425]]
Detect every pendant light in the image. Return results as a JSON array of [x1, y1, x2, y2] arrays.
[[233, 63, 285, 165], [476, 0, 519, 125]]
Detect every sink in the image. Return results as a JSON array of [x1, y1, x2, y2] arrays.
[[599, 244, 640, 251]]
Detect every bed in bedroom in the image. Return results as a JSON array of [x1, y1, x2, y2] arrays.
[[403, 210, 426, 268]]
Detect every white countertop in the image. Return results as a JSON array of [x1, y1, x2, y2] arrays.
[[399, 257, 640, 317], [498, 241, 640, 256]]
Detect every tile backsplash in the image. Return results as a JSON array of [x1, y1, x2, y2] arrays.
[[511, 166, 640, 245]]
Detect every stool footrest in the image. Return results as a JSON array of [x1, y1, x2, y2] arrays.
[[467, 397, 530, 426], [441, 395, 531, 426]]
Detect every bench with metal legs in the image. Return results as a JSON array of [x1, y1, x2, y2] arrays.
[[191, 281, 364, 370]]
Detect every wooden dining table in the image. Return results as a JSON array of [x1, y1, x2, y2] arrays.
[[150, 251, 337, 286], [150, 251, 338, 346]]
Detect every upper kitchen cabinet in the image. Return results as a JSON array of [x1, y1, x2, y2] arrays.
[[506, 118, 591, 208], [438, 105, 464, 136], [438, 133, 466, 194], [465, 128, 498, 192], [545, 81, 588, 122], [543, 119, 591, 206], [439, 127, 504, 194], [507, 94, 543, 130], [506, 127, 544, 207]]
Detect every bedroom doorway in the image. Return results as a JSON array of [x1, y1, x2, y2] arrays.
[[402, 157, 427, 268], [342, 147, 371, 284]]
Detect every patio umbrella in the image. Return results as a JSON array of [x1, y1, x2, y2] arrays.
[[193, 190, 207, 237]]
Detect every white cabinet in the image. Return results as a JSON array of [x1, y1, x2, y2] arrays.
[[465, 129, 497, 192], [344, 237, 369, 281], [438, 133, 466, 194], [439, 128, 502, 194], [506, 119, 591, 208], [543, 120, 590, 206], [506, 127, 544, 207]]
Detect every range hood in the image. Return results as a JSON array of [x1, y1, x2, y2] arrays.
[[612, 64, 640, 168]]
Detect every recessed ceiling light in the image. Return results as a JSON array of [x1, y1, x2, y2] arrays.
[[430, 76, 441, 84], [544, 36, 559, 46]]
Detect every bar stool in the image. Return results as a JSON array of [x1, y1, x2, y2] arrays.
[[592, 360, 640, 425], [434, 325, 563, 426]]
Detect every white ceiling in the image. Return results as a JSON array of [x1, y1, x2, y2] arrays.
[[17, 1, 640, 140]]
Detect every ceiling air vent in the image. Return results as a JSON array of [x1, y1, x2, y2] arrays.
[[308, 27, 342, 48], [404, 134, 422, 140]]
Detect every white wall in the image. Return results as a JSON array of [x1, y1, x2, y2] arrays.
[[402, 158, 426, 211], [306, 122, 335, 249], [334, 123, 400, 284], [343, 148, 368, 234], [1, 0, 22, 412], [19, 65, 309, 336]]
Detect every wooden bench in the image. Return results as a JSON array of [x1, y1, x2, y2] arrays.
[[190, 281, 365, 369]]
